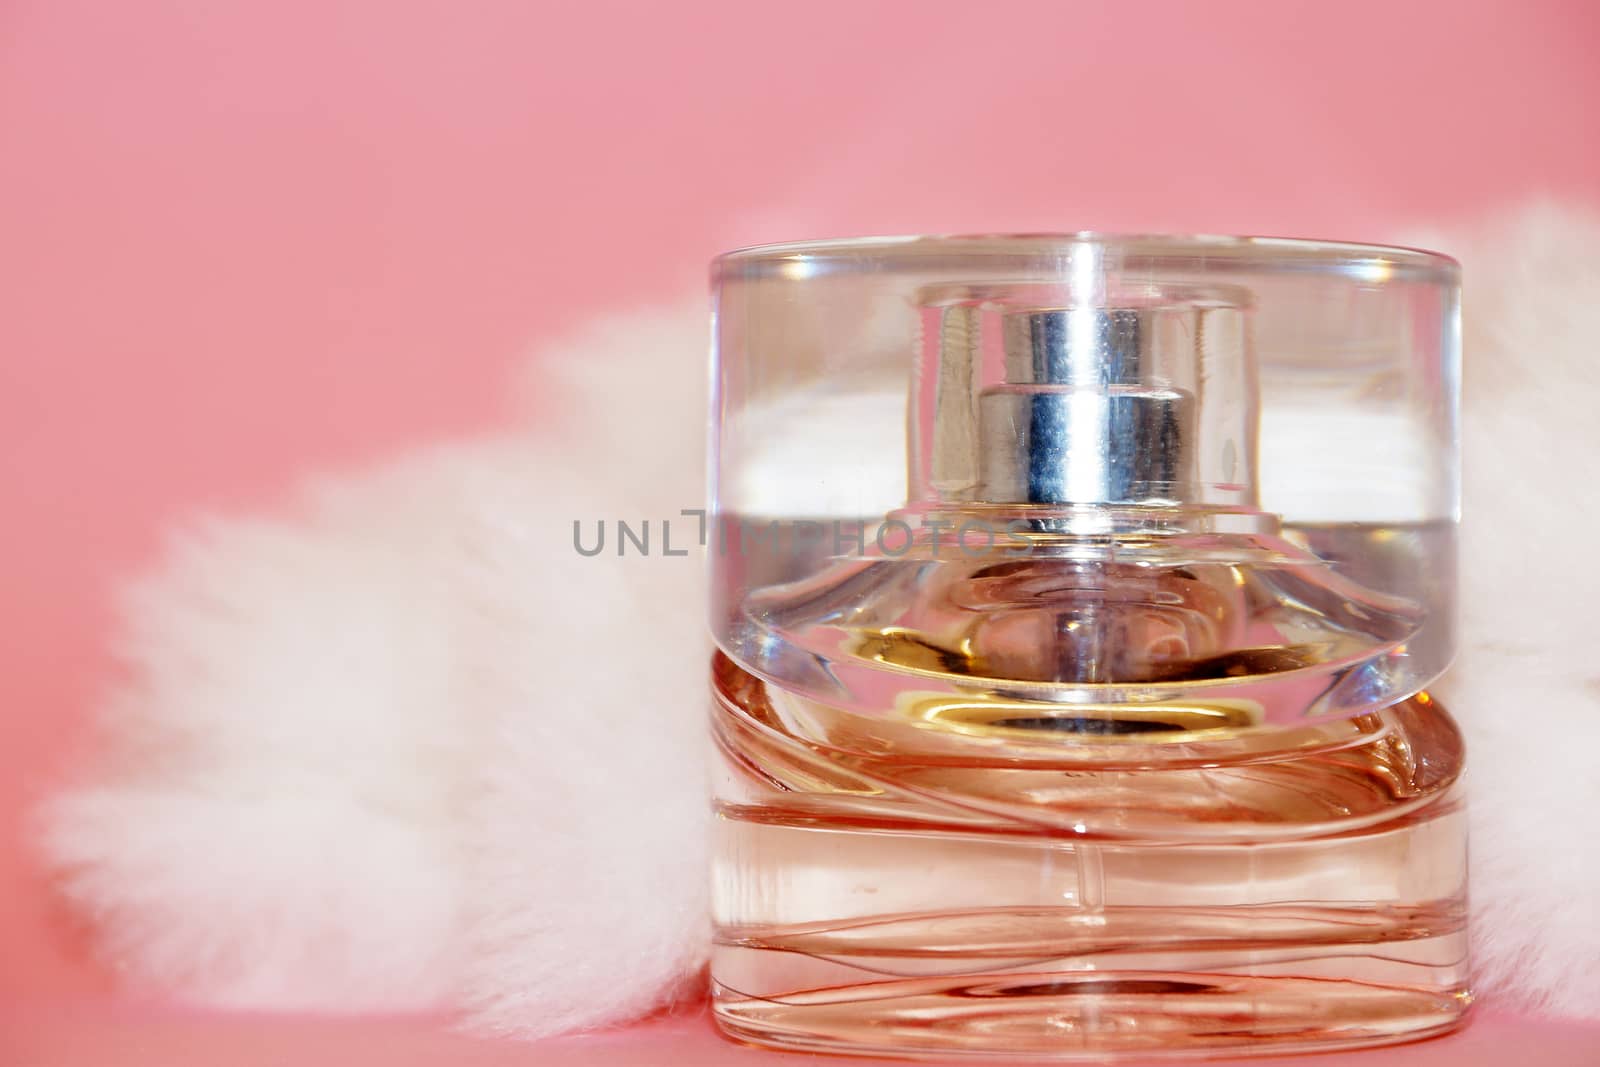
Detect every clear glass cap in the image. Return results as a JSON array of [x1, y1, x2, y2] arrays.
[[711, 234, 1459, 727]]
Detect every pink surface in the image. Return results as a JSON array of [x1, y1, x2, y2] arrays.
[[4, 1001, 1599, 1067], [2, 0, 1598, 1059]]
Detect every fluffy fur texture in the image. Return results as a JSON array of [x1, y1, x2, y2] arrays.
[[452, 307, 709, 1036], [40, 207, 1600, 1033], [44, 306, 710, 1035], [1422, 203, 1600, 1018]]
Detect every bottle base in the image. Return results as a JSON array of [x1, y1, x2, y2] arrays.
[[710, 655, 1470, 1059], [713, 968, 1469, 1060]]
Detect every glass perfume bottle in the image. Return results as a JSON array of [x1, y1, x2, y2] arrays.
[[708, 236, 1467, 1058]]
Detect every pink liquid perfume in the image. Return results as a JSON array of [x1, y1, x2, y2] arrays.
[[708, 235, 1467, 1058]]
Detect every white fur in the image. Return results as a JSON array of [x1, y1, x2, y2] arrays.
[[42, 449, 491, 1010], [39, 208, 1600, 1031], [451, 307, 710, 1036], [1424, 204, 1600, 1018], [42, 305, 711, 1033]]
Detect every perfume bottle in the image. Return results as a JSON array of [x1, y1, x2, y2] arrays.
[[708, 236, 1467, 1058]]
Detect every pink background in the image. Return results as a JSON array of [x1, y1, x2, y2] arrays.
[[3, 0, 1597, 1060]]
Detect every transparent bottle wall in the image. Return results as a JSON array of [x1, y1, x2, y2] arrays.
[[710, 235, 1459, 731]]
